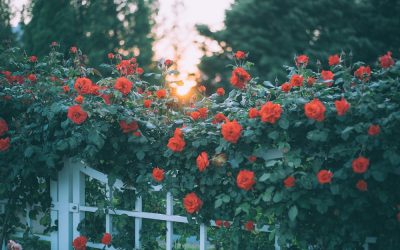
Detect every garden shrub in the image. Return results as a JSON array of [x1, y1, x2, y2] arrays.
[[0, 46, 400, 249]]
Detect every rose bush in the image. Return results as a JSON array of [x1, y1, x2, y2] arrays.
[[1, 45, 400, 249]]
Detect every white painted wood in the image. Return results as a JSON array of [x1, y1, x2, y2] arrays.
[[79, 205, 189, 223], [72, 160, 85, 240], [79, 164, 131, 190], [58, 159, 72, 250], [166, 192, 173, 250], [105, 184, 112, 235], [50, 180, 58, 250], [134, 195, 142, 249], [20, 159, 378, 250], [200, 223, 207, 250]]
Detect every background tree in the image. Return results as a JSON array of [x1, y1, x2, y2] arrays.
[[0, 0, 14, 45], [79, 0, 121, 66], [197, 0, 400, 93], [23, 0, 79, 56], [123, 0, 157, 70], [22, 0, 156, 69]]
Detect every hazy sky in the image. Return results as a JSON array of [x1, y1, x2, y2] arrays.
[[10, 0, 233, 75]]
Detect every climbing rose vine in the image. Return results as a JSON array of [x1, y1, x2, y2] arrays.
[[1, 46, 400, 249]]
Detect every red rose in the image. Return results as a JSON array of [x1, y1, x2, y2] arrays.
[[167, 135, 185, 152], [248, 108, 259, 119], [144, 99, 152, 108], [119, 120, 138, 133], [356, 180, 368, 192], [230, 67, 251, 89], [75, 95, 84, 104], [236, 169, 256, 191], [67, 105, 88, 125], [70, 47, 78, 54], [156, 89, 167, 99], [216, 87, 225, 96], [354, 66, 371, 81], [223, 221, 231, 228], [74, 77, 93, 95], [133, 131, 141, 137], [295, 55, 309, 67], [352, 156, 369, 174], [29, 56, 37, 63], [321, 70, 334, 84], [116, 60, 136, 75], [244, 220, 255, 231], [334, 98, 350, 116], [173, 128, 183, 138], [114, 77, 133, 95], [328, 54, 340, 66], [108, 53, 114, 59], [72, 236, 87, 250], [190, 111, 200, 120], [102, 94, 111, 105], [304, 98, 326, 122], [164, 59, 173, 67], [248, 155, 257, 163], [152, 167, 165, 182], [212, 113, 227, 124], [379, 52, 394, 69], [307, 77, 316, 86], [0, 119, 9, 136], [0, 137, 10, 152], [234, 50, 246, 60], [63, 85, 70, 93], [101, 233, 112, 245], [198, 85, 206, 92], [221, 120, 242, 143], [215, 220, 223, 227], [183, 192, 203, 214], [281, 82, 291, 92], [136, 67, 144, 75], [259, 101, 282, 124], [284, 176, 295, 188], [317, 170, 333, 184], [27, 74, 37, 82], [368, 125, 380, 136], [196, 152, 209, 172], [198, 107, 208, 119], [290, 74, 304, 87]]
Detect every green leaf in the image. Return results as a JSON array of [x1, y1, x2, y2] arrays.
[[259, 173, 270, 182], [278, 118, 289, 130], [136, 151, 145, 160], [88, 130, 105, 149], [215, 198, 223, 208], [288, 205, 298, 221], [268, 131, 279, 140], [307, 129, 328, 142]]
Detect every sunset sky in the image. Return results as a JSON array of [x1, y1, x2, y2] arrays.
[[10, 0, 234, 76]]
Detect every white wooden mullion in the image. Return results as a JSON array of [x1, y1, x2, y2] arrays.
[[105, 184, 112, 234], [50, 180, 58, 250], [58, 159, 72, 250], [72, 160, 85, 240], [166, 192, 173, 250], [199, 223, 207, 250], [134, 195, 142, 249]]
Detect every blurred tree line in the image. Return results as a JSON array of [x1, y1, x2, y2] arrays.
[[0, 0, 13, 44], [197, 0, 400, 92], [0, 0, 157, 69]]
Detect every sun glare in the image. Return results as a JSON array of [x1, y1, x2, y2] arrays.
[[176, 79, 196, 96]]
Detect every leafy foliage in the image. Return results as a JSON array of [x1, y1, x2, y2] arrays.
[[1, 45, 400, 249], [197, 0, 400, 93]]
